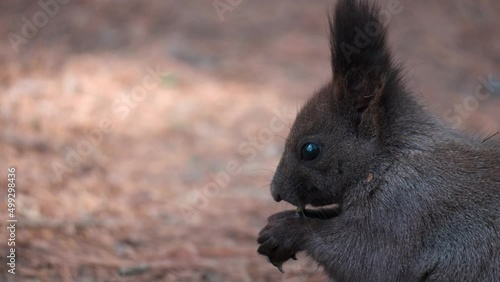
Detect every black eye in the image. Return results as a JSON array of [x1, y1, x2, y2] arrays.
[[301, 142, 321, 161]]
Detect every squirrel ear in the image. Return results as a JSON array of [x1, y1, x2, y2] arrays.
[[329, 0, 392, 113]]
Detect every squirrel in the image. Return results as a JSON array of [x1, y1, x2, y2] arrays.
[[257, 1, 500, 281]]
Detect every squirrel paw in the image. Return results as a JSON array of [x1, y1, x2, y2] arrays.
[[257, 211, 305, 272]]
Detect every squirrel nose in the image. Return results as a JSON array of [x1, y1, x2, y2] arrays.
[[273, 193, 282, 202], [270, 182, 282, 202]]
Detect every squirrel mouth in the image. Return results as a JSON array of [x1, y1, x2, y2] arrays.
[[296, 203, 340, 220]]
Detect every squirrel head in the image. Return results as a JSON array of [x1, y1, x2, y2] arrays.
[[270, 0, 416, 209]]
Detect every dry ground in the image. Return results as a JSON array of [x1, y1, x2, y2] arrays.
[[0, 1, 499, 281]]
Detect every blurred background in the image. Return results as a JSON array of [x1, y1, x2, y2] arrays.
[[0, 0, 498, 281]]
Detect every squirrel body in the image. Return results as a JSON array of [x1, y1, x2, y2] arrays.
[[257, 1, 500, 281]]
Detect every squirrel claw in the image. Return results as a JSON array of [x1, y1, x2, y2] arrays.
[[277, 264, 284, 273], [265, 256, 284, 273]]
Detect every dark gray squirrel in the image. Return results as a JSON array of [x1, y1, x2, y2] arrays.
[[256, 0, 500, 281]]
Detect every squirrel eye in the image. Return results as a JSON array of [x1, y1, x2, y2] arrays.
[[301, 142, 321, 161]]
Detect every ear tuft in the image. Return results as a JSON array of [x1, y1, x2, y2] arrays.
[[329, 0, 393, 111], [330, 0, 391, 76]]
